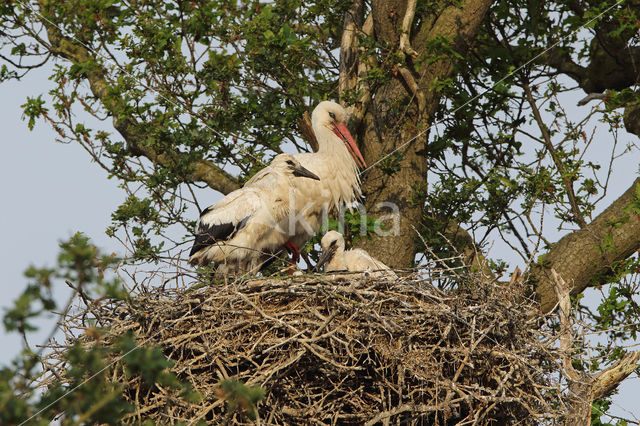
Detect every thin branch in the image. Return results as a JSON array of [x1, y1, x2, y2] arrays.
[[523, 81, 587, 228], [397, 66, 426, 111], [577, 92, 606, 106]]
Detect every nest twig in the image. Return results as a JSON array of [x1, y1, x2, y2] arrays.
[[41, 270, 567, 425]]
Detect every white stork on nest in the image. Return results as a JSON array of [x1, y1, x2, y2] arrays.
[[188, 153, 320, 275], [285, 101, 366, 261], [316, 231, 397, 279]]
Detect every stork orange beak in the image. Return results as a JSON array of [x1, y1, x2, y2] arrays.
[[332, 123, 366, 169]]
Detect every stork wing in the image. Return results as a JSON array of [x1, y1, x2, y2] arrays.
[[350, 249, 391, 271], [244, 164, 282, 188], [189, 189, 262, 257]]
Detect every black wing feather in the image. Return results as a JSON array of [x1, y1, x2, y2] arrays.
[[189, 215, 251, 257]]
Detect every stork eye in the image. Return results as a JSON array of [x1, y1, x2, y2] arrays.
[[330, 240, 337, 247], [286, 160, 295, 166], [329, 112, 336, 120]]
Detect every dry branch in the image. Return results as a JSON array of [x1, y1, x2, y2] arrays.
[[296, 111, 318, 152], [399, 0, 419, 58], [551, 269, 592, 425], [593, 351, 640, 400]]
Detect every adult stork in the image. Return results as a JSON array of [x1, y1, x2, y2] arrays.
[[316, 231, 397, 279], [286, 101, 366, 259], [188, 154, 320, 275]]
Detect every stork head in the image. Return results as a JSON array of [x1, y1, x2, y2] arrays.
[[311, 101, 366, 169], [271, 153, 320, 180], [315, 230, 346, 271]]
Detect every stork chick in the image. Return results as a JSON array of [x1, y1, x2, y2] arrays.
[[189, 154, 320, 275], [316, 231, 397, 279]]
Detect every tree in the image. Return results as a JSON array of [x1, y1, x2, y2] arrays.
[[2, 0, 640, 422]]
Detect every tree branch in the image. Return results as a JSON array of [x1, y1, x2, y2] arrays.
[[592, 351, 640, 400], [550, 269, 592, 425], [532, 178, 640, 313], [396, 66, 426, 111], [296, 111, 318, 152], [542, 26, 640, 138], [39, 3, 240, 195], [394, 0, 425, 111], [339, 6, 374, 131], [339, 0, 364, 100], [577, 92, 606, 107], [543, 47, 589, 87], [399, 0, 418, 59]]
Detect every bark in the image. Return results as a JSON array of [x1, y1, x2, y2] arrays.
[[531, 178, 640, 313], [350, 0, 492, 267], [39, 2, 240, 196]]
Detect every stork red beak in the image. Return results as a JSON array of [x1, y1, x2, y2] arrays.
[[332, 123, 366, 169]]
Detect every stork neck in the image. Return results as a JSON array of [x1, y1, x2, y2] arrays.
[[314, 125, 355, 164], [304, 121, 362, 207]]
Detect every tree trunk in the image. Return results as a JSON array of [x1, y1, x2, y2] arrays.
[[358, 83, 430, 267], [351, 0, 493, 267]]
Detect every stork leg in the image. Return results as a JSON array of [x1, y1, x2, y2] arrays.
[[284, 240, 301, 264]]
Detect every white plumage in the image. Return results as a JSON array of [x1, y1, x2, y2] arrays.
[[288, 101, 366, 254], [316, 231, 397, 279], [188, 154, 319, 274]]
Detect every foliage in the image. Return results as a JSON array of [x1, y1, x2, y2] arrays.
[[217, 379, 266, 421]]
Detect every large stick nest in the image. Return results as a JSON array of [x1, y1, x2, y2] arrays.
[[44, 271, 566, 424]]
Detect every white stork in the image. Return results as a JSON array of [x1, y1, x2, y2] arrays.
[[286, 101, 366, 259], [188, 154, 320, 274], [316, 231, 397, 279]]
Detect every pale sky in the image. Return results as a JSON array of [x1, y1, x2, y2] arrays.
[[1, 57, 639, 422], [0, 64, 123, 362]]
